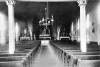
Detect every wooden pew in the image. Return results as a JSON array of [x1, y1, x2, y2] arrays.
[[0, 49, 37, 64], [0, 53, 28, 56], [0, 53, 31, 65], [0, 41, 41, 67], [0, 57, 27, 67], [63, 50, 81, 66], [0, 50, 38, 67], [69, 55, 100, 67], [0, 49, 33, 66], [69, 51, 100, 56], [50, 41, 100, 67], [50, 41, 81, 65], [75, 59, 100, 67], [64, 51, 100, 67]]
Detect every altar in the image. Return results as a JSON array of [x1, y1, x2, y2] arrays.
[[38, 6, 54, 40], [20, 37, 31, 41], [39, 35, 51, 40], [60, 36, 70, 40], [39, 36, 51, 40]]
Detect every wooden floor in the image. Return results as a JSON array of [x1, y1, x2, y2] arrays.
[[32, 43, 64, 67]]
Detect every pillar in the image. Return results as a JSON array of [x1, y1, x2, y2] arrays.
[[57, 27, 60, 40], [77, 18, 80, 42], [71, 22, 74, 41], [16, 23, 19, 42], [30, 29, 33, 41], [0, 13, 6, 45], [86, 14, 90, 43], [78, 0, 87, 52], [6, 0, 15, 54]]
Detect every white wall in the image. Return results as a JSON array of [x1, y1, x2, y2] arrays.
[[72, 1, 100, 42], [86, 1, 100, 42]]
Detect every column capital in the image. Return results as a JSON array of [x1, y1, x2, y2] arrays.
[[77, 0, 87, 6], [6, 0, 16, 5]]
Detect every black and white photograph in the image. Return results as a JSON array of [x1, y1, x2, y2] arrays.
[[0, 0, 99, 67]]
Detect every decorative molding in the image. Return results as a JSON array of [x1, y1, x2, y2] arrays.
[[0, 0, 77, 2], [6, 0, 16, 5], [17, 0, 77, 2], [77, 0, 87, 6]]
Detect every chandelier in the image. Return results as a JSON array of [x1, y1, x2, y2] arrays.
[[39, 14, 54, 26]]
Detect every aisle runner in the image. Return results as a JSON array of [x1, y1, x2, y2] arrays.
[[32, 43, 64, 67]]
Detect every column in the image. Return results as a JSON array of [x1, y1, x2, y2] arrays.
[[0, 13, 6, 45], [71, 22, 74, 41], [16, 23, 19, 42], [78, 0, 87, 52], [57, 27, 60, 40], [6, 0, 15, 54], [77, 18, 80, 42], [30, 29, 33, 41], [86, 14, 90, 43]]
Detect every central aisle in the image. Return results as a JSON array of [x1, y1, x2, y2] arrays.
[[32, 43, 64, 67]]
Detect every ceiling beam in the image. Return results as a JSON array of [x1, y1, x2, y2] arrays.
[[0, 0, 97, 2]]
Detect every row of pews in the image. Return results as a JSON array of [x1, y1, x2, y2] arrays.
[[50, 40, 100, 67], [0, 41, 41, 67]]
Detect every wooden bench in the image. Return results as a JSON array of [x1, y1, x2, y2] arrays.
[[0, 41, 41, 67], [69, 55, 100, 67], [0, 56, 25, 61], [0, 53, 30, 62], [50, 41, 80, 61], [0, 52, 31, 61], [0, 57, 27, 67], [0, 49, 37, 67], [68, 51, 100, 56], [75, 59, 100, 67], [50, 41, 100, 67], [63, 50, 81, 66], [50, 41, 81, 64], [64, 51, 100, 67]]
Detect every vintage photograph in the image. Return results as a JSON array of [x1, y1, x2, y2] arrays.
[[0, 0, 99, 67]]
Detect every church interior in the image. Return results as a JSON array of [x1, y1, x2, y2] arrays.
[[0, 0, 100, 67]]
